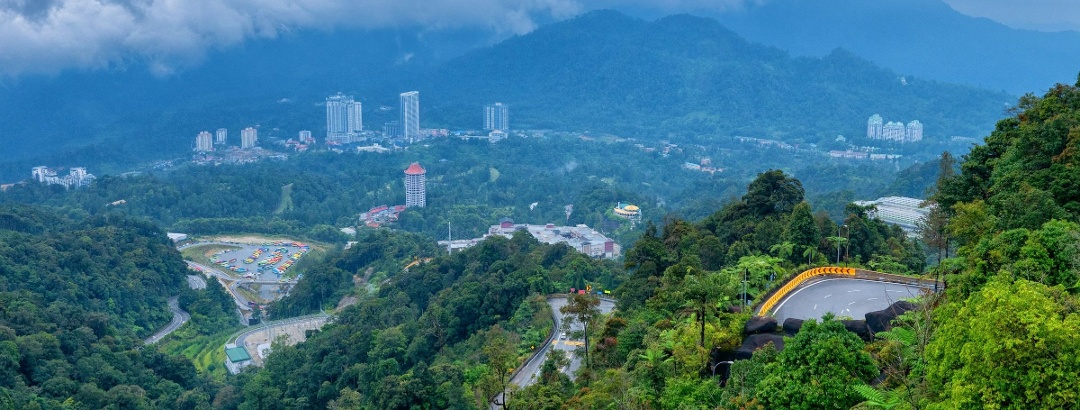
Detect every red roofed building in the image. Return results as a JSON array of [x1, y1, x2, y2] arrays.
[[404, 162, 426, 208]]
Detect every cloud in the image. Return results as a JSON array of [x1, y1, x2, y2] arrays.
[[0, 0, 595, 76], [943, 0, 1080, 32]]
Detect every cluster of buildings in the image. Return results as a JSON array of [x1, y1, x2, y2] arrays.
[[194, 127, 261, 151], [867, 115, 923, 143], [683, 158, 723, 174], [325, 92, 511, 145], [439, 219, 620, 259], [829, 150, 903, 160], [853, 196, 930, 234], [31, 166, 94, 188]]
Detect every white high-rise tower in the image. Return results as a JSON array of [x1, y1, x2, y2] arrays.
[[326, 93, 363, 143], [196, 131, 214, 152], [400, 91, 420, 143], [484, 102, 509, 131]]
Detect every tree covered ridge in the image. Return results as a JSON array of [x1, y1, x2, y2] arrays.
[[236, 230, 620, 409], [0, 204, 226, 409], [848, 78, 1080, 409]]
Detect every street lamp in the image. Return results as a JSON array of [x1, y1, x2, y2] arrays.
[[843, 225, 851, 266], [836, 224, 847, 264]]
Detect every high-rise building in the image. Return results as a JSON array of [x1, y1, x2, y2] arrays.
[[867, 114, 883, 139], [400, 91, 420, 143], [404, 162, 426, 208], [241, 127, 258, 149], [883, 121, 905, 142], [905, 120, 923, 142], [298, 130, 314, 144], [383, 121, 401, 138], [196, 131, 214, 152], [326, 93, 363, 143], [484, 102, 509, 131], [215, 128, 228, 144], [348, 101, 363, 135]]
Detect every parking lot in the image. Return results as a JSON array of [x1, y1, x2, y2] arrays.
[[205, 241, 310, 282]]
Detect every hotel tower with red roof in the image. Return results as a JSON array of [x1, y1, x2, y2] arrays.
[[404, 162, 426, 208]]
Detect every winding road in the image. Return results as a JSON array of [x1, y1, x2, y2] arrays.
[[144, 297, 191, 345], [492, 296, 616, 409], [770, 277, 928, 323]]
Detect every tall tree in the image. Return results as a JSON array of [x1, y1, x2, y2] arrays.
[[483, 325, 517, 409], [784, 201, 819, 263], [744, 170, 805, 217], [560, 293, 602, 369]]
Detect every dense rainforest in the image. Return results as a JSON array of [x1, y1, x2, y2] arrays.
[[0, 205, 234, 408]]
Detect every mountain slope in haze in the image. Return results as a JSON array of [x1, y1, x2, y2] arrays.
[[708, 0, 1080, 95], [0, 11, 1014, 182], [0, 27, 487, 178], [419, 10, 1012, 142]]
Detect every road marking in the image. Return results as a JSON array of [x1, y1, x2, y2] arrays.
[[824, 294, 832, 299], [813, 304, 817, 310], [848, 301, 857, 305], [867, 298, 878, 301]]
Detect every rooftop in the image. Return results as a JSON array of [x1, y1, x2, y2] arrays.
[[404, 162, 426, 175], [225, 346, 252, 363]]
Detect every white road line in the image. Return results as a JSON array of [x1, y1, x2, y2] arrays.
[[867, 298, 878, 301], [768, 278, 925, 314], [813, 304, 817, 310], [824, 294, 832, 299], [848, 301, 857, 305]]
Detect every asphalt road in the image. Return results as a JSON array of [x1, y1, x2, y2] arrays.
[[144, 297, 191, 345], [187, 275, 207, 289], [771, 278, 927, 323], [492, 296, 616, 409]]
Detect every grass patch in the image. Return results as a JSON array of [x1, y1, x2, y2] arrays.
[[156, 324, 242, 380], [181, 244, 242, 266], [275, 183, 295, 215]]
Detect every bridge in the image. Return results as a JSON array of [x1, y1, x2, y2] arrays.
[[756, 266, 938, 322]]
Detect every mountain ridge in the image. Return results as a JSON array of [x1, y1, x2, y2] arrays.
[[0, 9, 1014, 181]]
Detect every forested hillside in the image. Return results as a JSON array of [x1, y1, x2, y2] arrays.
[[234, 230, 621, 408], [0, 205, 224, 408], [216, 170, 923, 409], [422, 10, 1010, 140]]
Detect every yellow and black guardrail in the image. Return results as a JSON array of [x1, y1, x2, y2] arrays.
[[756, 266, 856, 316]]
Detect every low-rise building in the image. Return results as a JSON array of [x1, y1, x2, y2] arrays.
[[224, 344, 253, 374], [439, 220, 620, 259], [853, 196, 929, 234]]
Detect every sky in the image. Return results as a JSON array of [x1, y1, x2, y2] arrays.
[[0, 0, 1076, 76]]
